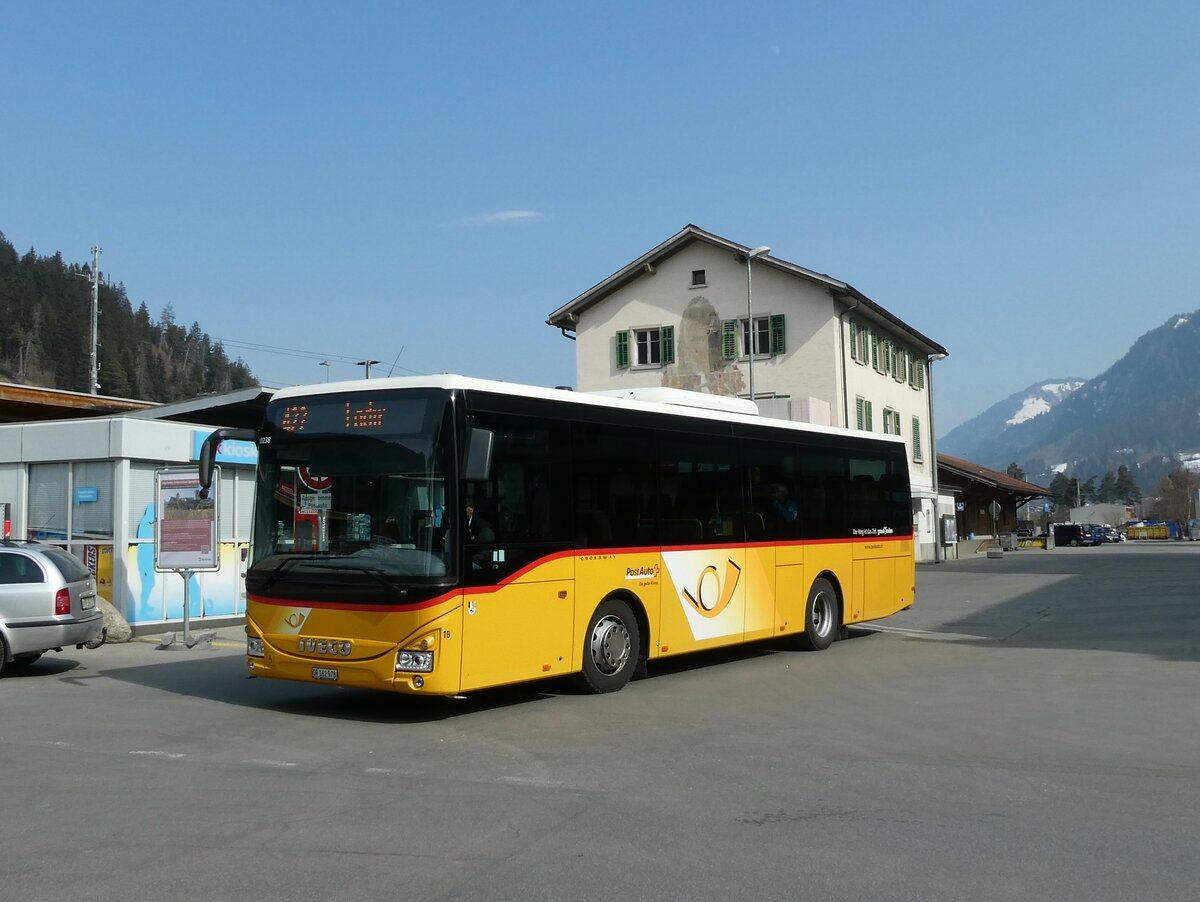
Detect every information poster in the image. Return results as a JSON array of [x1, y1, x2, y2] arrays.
[[155, 467, 221, 572]]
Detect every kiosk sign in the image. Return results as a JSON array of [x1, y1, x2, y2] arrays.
[[155, 467, 221, 572]]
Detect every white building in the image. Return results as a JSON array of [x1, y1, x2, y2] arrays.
[[547, 224, 952, 561], [0, 386, 267, 630]]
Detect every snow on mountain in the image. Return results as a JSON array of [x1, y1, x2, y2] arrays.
[[1002, 381, 1086, 427], [943, 311, 1200, 489], [1006, 397, 1050, 426], [941, 378, 1086, 461]]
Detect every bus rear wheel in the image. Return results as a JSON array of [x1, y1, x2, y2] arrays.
[[574, 599, 640, 694], [795, 578, 838, 652]]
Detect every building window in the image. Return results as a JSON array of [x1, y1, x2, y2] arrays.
[[912, 416, 923, 462], [893, 345, 907, 382], [28, 461, 114, 545], [876, 337, 890, 375], [722, 315, 785, 360], [616, 327, 675, 369], [882, 408, 901, 435], [855, 397, 874, 432], [912, 357, 926, 390], [691, 269, 706, 287], [850, 321, 870, 365]]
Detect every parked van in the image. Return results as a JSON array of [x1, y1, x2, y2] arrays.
[[1053, 523, 1095, 547]]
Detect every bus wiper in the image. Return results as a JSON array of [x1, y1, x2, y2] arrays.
[[257, 555, 319, 592], [305, 562, 408, 600]]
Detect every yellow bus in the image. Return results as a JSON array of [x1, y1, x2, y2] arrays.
[[199, 375, 914, 696]]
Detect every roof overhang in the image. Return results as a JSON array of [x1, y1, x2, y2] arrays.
[[0, 382, 156, 424], [129, 386, 274, 429], [937, 453, 1052, 507]]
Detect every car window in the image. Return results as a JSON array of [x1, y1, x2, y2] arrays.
[[41, 548, 91, 583], [0, 552, 47, 584]]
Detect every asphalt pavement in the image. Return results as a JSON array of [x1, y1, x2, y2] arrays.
[[2, 540, 1197, 902]]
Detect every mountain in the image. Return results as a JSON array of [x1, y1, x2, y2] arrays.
[[943, 312, 1200, 488], [941, 379, 1086, 463]]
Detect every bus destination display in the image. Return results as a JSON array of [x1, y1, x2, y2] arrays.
[[269, 393, 429, 435]]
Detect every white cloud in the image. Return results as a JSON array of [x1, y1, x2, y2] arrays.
[[447, 210, 548, 227]]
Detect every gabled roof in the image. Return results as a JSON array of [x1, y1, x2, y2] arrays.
[[546, 224, 947, 356], [938, 453, 1053, 499]]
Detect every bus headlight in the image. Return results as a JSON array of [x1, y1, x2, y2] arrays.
[[247, 637, 265, 658], [396, 650, 434, 673]]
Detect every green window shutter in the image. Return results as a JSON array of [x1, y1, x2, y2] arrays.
[[918, 360, 926, 389], [769, 314, 785, 356], [721, 320, 738, 360], [662, 325, 675, 364], [616, 331, 630, 369], [865, 401, 874, 431], [849, 322, 859, 361], [912, 417, 923, 460], [870, 333, 879, 370], [855, 397, 864, 430]]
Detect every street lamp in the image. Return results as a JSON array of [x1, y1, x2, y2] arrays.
[[744, 245, 770, 402], [357, 359, 381, 379], [928, 352, 948, 562], [319, 360, 331, 381]]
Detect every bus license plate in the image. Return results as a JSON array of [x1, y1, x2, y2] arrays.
[[312, 667, 338, 681]]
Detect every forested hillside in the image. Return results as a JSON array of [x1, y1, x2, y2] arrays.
[[944, 311, 1200, 491], [0, 233, 255, 401]]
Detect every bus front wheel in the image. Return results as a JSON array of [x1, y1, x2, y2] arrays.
[[574, 599, 640, 694], [795, 578, 838, 652]]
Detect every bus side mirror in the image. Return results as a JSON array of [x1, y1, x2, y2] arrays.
[[199, 427, 258, 498], [463, 428, 494, 482]]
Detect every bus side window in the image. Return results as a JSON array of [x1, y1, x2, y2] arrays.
[[572, 424, 656, 549], [740, 438, 798, 541]]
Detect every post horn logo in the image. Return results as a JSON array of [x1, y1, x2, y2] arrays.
[[682, 559, 742, 618], [285, 612, 306, 628]]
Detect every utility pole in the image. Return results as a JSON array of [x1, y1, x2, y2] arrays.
[[89, 245, 101, 394]]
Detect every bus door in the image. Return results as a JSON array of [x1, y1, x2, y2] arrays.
[[458, 414, 575, 691], [847, 455, 908, 622], [656, 434, 747, 654], [744, 440, 814, 640], [459, 551, 574, 691]]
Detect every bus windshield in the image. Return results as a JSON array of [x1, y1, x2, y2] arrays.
[[247, 389, 456, 603]]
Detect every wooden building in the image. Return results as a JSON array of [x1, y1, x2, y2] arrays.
[[938, 453, 1052, 540]]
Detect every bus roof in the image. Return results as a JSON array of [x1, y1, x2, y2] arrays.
[[268, 374, 908, 446]]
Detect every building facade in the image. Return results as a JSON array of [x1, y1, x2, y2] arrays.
[[0, 415, 256, 629], [547, 225, 952, 561]]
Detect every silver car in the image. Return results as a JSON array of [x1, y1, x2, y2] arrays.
[[0, 543, 105, 675]]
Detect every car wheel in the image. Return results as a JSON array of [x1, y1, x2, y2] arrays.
[[794, 577, 839, 652], [574, 599, 640, 694]]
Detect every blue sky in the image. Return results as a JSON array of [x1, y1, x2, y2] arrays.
[[3, 1, 1198, 433]]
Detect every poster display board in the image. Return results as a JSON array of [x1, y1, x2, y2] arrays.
[[155, 467, 221, 572]]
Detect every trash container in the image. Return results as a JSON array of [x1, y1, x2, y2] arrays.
[[1000, 533, 1018, 551]]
